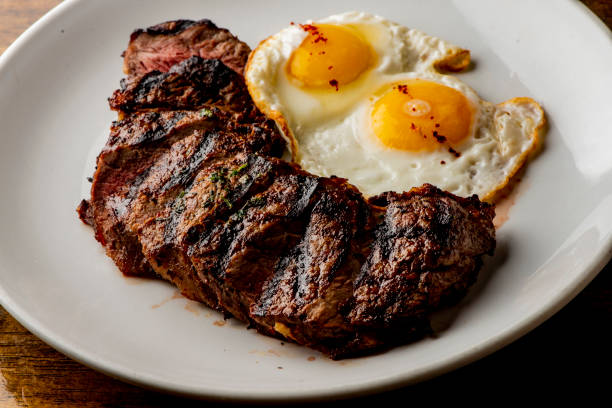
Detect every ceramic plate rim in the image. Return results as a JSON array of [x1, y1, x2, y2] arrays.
[[0, 0, 611, 402]]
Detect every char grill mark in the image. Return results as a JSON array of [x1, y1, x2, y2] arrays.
[[215, 171, 319, 284], [106, 111, 190, 148], [159, 130, 223, 194], [253, 179, 365, 318], [251, 179, 370, 354], [124, 19, 251, 76], [349, 185, 496, 328], [89, 111, 223, 278], [186, 160, 321, 321], [80, 20, 497, 359], [110, 57, 254, 115], [124, 125, 282, 305]]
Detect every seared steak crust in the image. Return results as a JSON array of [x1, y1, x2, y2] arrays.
[[124, 19, 251, 76], [349, 186, 496, 327], [89, 108, 284, 279], [76, 199, 93, 226], [80, 20, 496, 359], [89, 111, 218, 277], [110, 57, 256, 116]]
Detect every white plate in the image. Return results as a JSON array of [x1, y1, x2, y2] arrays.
[[1, 0, 611, 402]]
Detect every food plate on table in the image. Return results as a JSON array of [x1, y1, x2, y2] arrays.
[[0, 0, 611, 401]]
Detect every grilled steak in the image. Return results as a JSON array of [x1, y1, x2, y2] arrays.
[[110, 57, 256, 116], [252, 183, 494, 357], [79, 20, 496, 358], [123, 19, 251, 76], [89, 108, 284, 279]]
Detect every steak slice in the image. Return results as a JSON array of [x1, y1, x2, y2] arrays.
[[348, 185, 496, 329], [123, 19, 251, 76], [89, 111, 220, 277], [123, 123, 283, 303], [187, 160, 322, 322], [110, 56, 256, 116], [89, 108, 284, 280], [251, 176, 369, 353], [251, 183, 495, 358]]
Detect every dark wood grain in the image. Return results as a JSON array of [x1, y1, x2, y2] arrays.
[[1, 1, 611, 406]]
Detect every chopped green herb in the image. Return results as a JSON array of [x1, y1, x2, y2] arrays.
[[173, 190, 188, 213], [203, 195, 215, 208], [230, 196, 266, 222], [249, 196, 266, 207], [210, 168, 229, 186], [230, 162, 249, 177], [174, 200, 185, 214], [223, 198, 233, 209], [199, 108, 213, 118]]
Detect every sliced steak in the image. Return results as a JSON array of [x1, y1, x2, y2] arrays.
[[89, 107, 283, 280], [80, 19, 496, 359], [88, 39, 285, 282], [123, 19, 251, 76], [350, 185, 496, 327], [89, 111, 220, 277], [252, 183, 495, 358], [123, 126, 283, 304], [251, 176, 369, 354], [110, 57, 256, 116], [187, 160, 322, 322]]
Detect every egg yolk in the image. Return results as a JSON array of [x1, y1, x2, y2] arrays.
[[371, 80, 474, 152], [287, 24, 372, 89]]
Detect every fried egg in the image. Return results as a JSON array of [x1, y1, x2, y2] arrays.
[[245, 11, 545, 201]]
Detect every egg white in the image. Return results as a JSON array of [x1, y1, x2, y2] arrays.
[[245, 11, 470, 152], [245, 11, 545, 201], [299, 81, 543, 199]]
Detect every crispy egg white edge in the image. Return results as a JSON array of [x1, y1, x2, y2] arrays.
[[480, 97, 546, 202]]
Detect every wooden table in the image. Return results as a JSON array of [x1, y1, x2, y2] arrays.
[[1, 1, 611, 406]]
